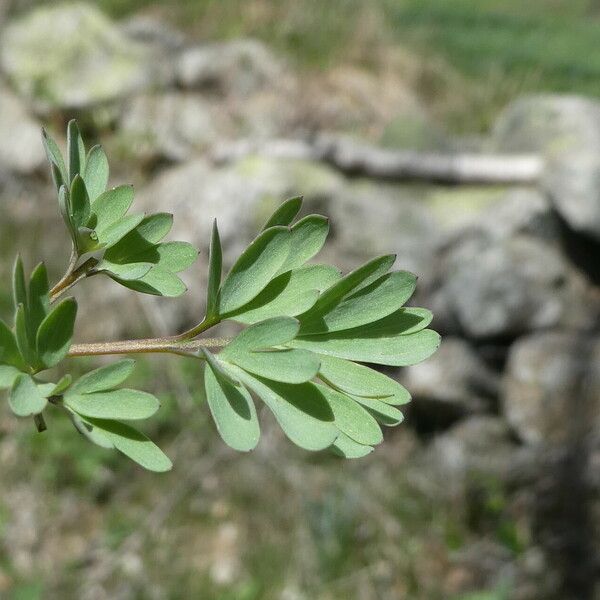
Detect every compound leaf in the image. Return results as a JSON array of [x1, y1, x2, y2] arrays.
[[116, 266, 187, 297], [96, 213, 145, 249]]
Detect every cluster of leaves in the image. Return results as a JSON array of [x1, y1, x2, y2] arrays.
[[0, 121, 440, 472], [43, 121, 197, 296], [199, 197, 439, 458]]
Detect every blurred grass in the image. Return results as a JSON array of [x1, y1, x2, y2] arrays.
[[58, 0, 600, 131]]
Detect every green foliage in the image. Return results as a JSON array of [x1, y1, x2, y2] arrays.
[[0, 120, 439, 471]]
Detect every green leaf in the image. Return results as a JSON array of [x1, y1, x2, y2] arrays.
[[318, 355, 410, 404], [351, 395, 404, 426], [229, 366, 338, 451], [96, 213, 145, 249], [95, 261, 153, 281], [226, 264, 340, 324], [27, 263, 50, 338], [65, 389, 160, 420], [277, 215, 329, 274], [82, 418, 172, 472], [115, 266, 187, 297], [36, 297, 77, 368], [0, 365, 20, 389], [36, 382, 56, 397], [297, 255, 396, 326], [219, 226, 291, 314], [69, 412, 115, 449], [206, 219, 222, 319], [203, 352, 260, 451], [70, 175, 91, 228], [12, 255, 27, 312], [222, 348, 320, 384], [331, 433, 373, 459], [58, 185, 77, 242], [51, 374, 72, 395], [292, 327, 441, 367], [67, 120, 85, 183], [91, 185, 134, 232], [129, 241, 198, 273], [0, 319, 25, 370], [300, 271, 417, 334], [223, 317, 300, 354], [42, 128, 67, 189], [318, 385, 383, 446], [70, 359, 136, 394], [83, 145, 109, 201], [15, 305, 36, 368], [9, 374, 47, 416], [262, 196, 303, 229]]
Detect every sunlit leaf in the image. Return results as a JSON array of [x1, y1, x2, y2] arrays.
[[69, 359, 136, 394], [96, 213, 145, 249], [36, 297, 77, 368], [219, 226, 291, 314], [0, 319, 25, 370], [223, 317, 299, 354], [318, 354, 410, 404], [70, 175, 91, 228], [115, 266, 187, 297], [9, 373, 47, 416], [331, 432, 373, 459], [66, 389, 160, 420], [277, 215, 329, 273], [67, 119, 85, 183], [229, 366, 338, 451], [50, 374, 72, 396], [12, 255, 27, 311], [82, 418, 172, 472], [297, 255, 396, 326], [203, 351, 260, 451], [300, 271, 417, 334], [27, 262, 50, 338], [226, 264, 340, 324], [292, 326, 440, 367], [91, 185, 134, 232], [83, 145, 109, 201], [351, 395, 404, 426], [0, 365, 21, 389], [206, 219, 222, 319], [318, 385, 383, 446], [262, 196, 302, 229], [42, 128, 67, 190]]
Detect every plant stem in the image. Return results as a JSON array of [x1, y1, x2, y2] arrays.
[[171, 315, 220, 341], [33, 413, 47, 433], [68, 337, 229, 357], [50, 257, 99, 302]]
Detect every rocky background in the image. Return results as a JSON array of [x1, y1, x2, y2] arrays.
[[1, 2, 600, 600]]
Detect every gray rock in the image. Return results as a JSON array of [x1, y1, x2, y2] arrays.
[[0, 3, 169, 112], [120, 15, 186, 53], [118, 93, 231, 163], [401, 337, 498, 418], [326, 182, 440, 282], [493, 95, 600, 240], [176, 39, 284, 97], [503, 332, 600, 445], [0, 84, 45, 174], [438, 233, 597, 339]]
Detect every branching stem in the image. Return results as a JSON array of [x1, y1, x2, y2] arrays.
[[50, 256, 99, 302], [68, 337, 229, 357]]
